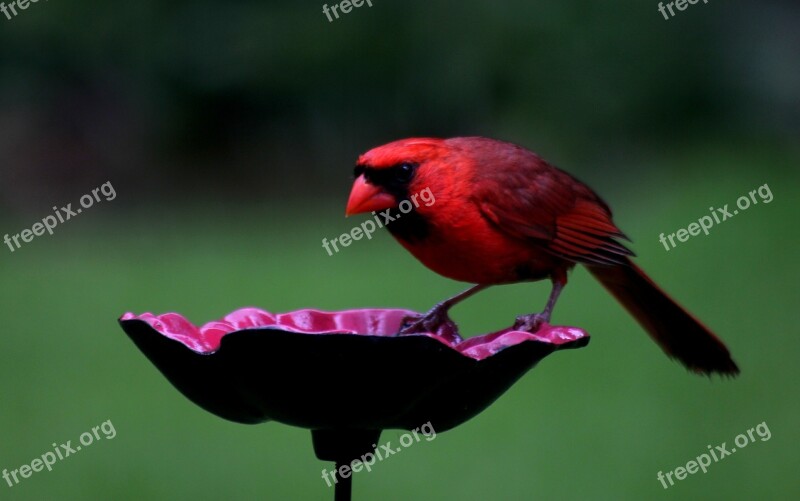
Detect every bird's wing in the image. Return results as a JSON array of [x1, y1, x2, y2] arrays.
[[474, 155, 633, 266]]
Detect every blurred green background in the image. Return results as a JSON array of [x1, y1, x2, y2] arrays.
[[1, 1, 798, 500]]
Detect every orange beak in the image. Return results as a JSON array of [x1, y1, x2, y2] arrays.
[[345, 175, 396, 216]]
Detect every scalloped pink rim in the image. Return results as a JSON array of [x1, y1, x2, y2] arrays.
[[120, 307, 588, 361]]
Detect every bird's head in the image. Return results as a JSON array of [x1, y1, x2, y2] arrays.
[[345, 137, 449, 216]]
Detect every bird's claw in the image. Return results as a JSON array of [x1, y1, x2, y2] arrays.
[[513, 313, 549, 333], [399, 306, 455, 335]]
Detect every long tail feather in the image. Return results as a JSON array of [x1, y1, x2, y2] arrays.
[[587, 259, 739, 375]]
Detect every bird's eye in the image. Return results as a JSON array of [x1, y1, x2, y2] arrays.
[[395, 163, 416, 182]]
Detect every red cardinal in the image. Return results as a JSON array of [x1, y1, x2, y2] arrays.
[[345, 137, 739, 375]]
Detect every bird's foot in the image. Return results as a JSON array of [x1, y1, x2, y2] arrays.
[[513, 312, 550, 333], [399, 304, 457, 336]]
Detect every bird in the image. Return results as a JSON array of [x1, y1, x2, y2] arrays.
[[345, 136, 739, 376]]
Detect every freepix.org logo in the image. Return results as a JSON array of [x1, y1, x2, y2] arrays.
[[4, 181, 117, 253], [322, 186, 435, 256]]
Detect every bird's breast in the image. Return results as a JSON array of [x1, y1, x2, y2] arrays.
[[388, 209, 565, 284]]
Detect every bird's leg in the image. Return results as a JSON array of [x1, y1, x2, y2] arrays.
[[514, 271, 567, 332], [399, 284, 489, 335]]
